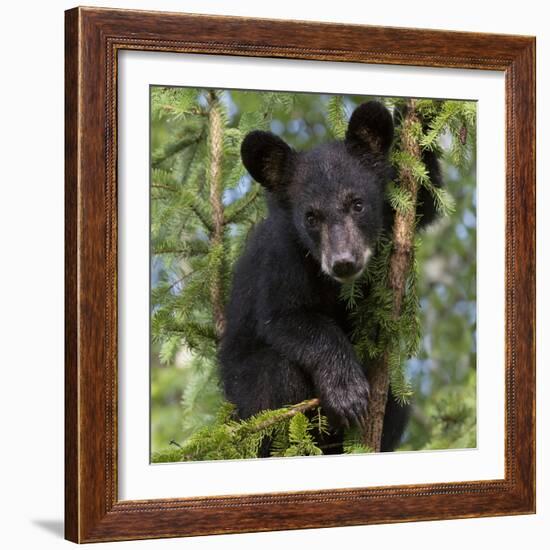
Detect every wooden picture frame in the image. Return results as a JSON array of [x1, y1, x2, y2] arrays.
[[65, 6, 536, 543]]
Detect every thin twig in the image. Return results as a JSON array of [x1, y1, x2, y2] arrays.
[[224, 186, 261, 225], [152, 133, 203, 168], [158, 271, 196, 295], [190, 204, 214, 233], [245, 398, 321, 434], [151, 183, 178, 192]]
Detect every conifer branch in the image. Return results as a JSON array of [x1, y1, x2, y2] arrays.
[[208, 398, 321, 438], [248, 398, 320, 433], [151, 182, 178, 192], [169, 398, 322, 462], [224, 186, 261, 225], [362, 98, 422, 452], [190, 203, 214, 233], [152, 132, 203, 168]]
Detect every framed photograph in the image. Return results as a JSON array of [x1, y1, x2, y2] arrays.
[[65, 6, 535, 543]]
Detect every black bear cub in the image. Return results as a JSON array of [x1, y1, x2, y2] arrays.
[[219, 101, 441, 454]]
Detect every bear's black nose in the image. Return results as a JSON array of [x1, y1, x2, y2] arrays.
[[331, 257, 358, 279]]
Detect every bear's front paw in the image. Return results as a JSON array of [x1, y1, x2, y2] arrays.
[[320, 371, 370, 429]]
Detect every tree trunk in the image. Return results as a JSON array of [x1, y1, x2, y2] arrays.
[[207, 90, 226, 339], [362, 98, 422, 452]]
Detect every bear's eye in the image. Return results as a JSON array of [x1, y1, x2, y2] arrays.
[[352, 199, 364, 213], [305, 211, 318, 227]]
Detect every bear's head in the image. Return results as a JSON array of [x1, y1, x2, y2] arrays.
[[241, 101, 394, 283]]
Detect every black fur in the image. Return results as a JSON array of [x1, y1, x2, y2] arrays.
[[219, 101, 442, 454]]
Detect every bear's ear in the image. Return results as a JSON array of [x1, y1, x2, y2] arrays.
[[345, 101, 394, 156], [241, 130, 293, 192]]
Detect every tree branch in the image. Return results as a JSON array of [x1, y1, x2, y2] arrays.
[[151, 182, 178, 192], [362, 98, 422, 452], [152, 132, 203, 168], [246, 398, 321, 433], [224, 186, 261, 225], [190, 203, 214, 234]]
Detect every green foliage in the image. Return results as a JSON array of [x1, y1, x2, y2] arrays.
[[326, 95, 348, 139], [391, 147, 456, 217], [425, 369, 477, 450], [343, 427, 374, 454], [401, 370, 477, 451], [418, 100, 477, 170], [151, 401, 328, 462], [151, 446, 187, 464], [387, 181, 415, 214], [150, 88, 478, 460], [283, 413, 322, 457], [151, 87, 201, 121]]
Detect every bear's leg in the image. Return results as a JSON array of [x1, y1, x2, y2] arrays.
[[380, 390, 411, 452], [222, 345, 315, 457]]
